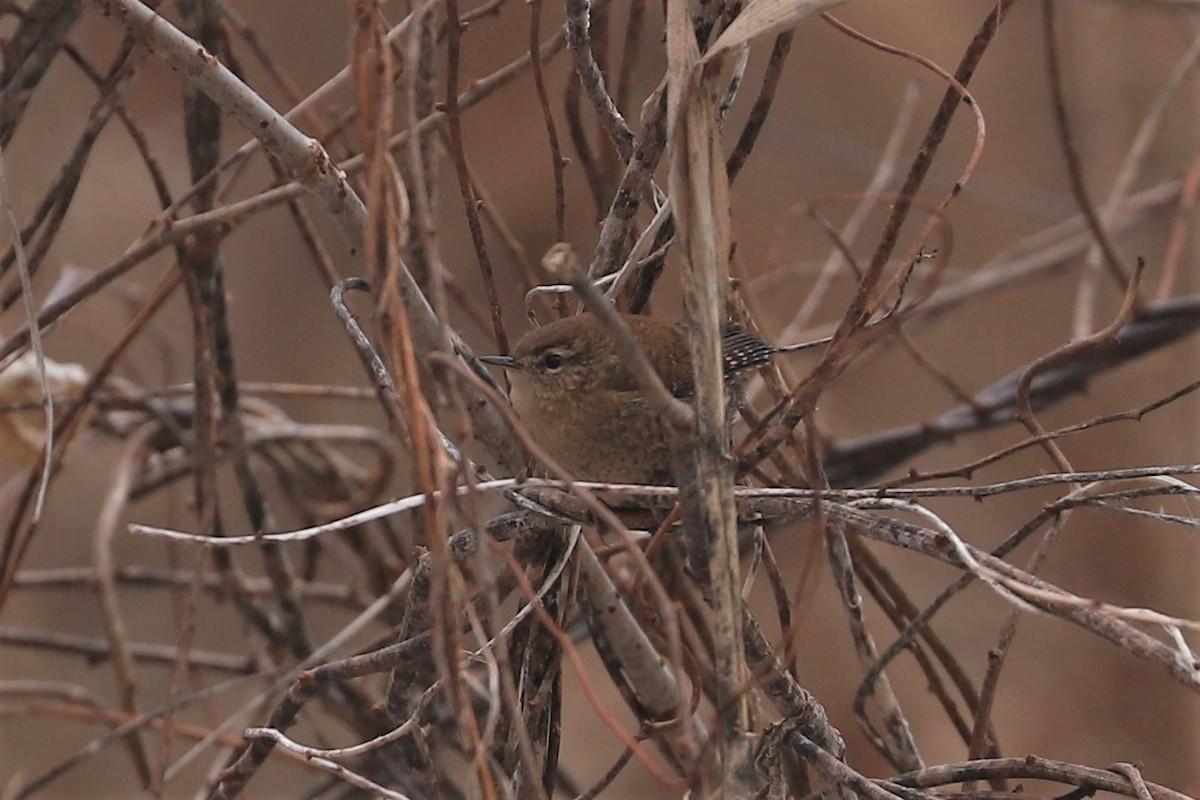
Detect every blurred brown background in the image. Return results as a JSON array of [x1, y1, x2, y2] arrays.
[[2, 0, 1199, 796]]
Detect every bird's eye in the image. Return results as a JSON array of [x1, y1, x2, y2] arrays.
[[541, 352, 564, 371]]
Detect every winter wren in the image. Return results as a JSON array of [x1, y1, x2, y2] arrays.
[[480, 312, 778, 484]]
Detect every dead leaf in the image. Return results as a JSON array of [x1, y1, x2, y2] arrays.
[[0, 353, 88, 465], [703, 0, 851, 62]]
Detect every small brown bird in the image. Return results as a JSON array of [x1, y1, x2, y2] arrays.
[[480, 312, 780, 484]]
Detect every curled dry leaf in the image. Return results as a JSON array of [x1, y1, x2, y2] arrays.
[[703, 0, 852, 63], [0, 352, 88, 465]]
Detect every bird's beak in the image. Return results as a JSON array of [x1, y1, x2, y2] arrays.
[[478, 354, 520, 370]]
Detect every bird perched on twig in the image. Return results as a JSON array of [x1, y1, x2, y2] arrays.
[[480, 312, 801, 484]]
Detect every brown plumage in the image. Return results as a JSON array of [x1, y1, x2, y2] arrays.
[[481, 312, 777, 484]]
